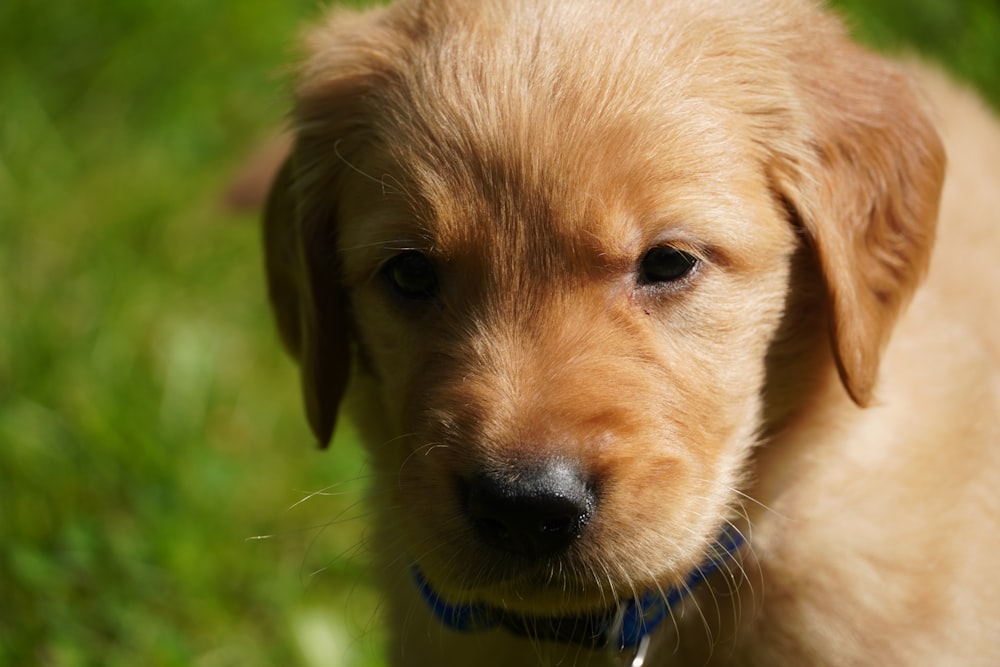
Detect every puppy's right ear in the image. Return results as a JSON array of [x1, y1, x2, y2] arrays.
[[263, 155, 350, 448], [265, 4, 404, 447]]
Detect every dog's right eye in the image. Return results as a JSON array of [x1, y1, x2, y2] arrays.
[[382, 251, 439, 302]]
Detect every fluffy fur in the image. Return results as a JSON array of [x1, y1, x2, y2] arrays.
[[262, 0, 1000, 664]]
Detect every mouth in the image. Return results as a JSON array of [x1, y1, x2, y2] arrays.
[[411, 525, 747, 648], [411, 563, 670, 650], [412, 549, 609, 613], [409, 453, 747, 610]]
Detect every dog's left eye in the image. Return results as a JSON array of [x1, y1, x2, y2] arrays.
[[382, 251, 439, 301], [638, 245, 699, 285]]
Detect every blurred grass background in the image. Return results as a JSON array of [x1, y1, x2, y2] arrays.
[[1, 0, 997, 665]]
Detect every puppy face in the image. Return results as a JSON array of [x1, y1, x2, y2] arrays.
[[338, 112, 796, 610], [266, 0, 943, 615]]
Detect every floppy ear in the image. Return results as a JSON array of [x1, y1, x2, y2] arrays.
[[772, 35, 946, 406], [263, 156, 351, 448], [263, 5, 401, 447]]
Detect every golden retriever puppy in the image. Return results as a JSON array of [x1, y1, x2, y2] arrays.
[[262, 0, 1000, 664]]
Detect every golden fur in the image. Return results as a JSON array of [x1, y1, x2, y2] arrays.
[[261, 0, 1000, 664]]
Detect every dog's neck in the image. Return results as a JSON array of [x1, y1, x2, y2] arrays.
[[411, 526, 745, 658]]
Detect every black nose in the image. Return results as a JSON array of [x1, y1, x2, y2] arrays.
[[465, 459, 596, 559]]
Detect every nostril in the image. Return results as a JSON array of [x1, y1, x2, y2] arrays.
[[464, 459, 596, 559], [541, 515, 572, 535], [476, 516, 511, 542]]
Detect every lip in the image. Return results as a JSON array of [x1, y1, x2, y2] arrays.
[[448, 568, 621, 615], [421, 523, 746, 617], [417, 564, 622, 617], [411, 563, 669, 651]]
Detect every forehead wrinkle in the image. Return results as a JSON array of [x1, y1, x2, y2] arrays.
[[368, 114, 679, 287], [351, 96, 765, 296], [350, 1, 780, 295]]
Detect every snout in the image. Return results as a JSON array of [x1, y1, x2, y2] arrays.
[[463, 458, 596, 559]]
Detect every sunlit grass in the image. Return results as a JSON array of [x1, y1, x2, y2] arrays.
[[1, 1, 381, 665], [1, 0, 996, 665]]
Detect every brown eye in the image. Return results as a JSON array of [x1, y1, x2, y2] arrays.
[[638, 246, 698, 285], [382, 251, 439, 301]]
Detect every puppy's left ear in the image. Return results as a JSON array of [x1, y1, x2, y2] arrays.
[[772, 31, 946, 406]]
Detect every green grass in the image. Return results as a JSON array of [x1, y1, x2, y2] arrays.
[[1, 2, 381, 665], [1, 1, 997, 665]]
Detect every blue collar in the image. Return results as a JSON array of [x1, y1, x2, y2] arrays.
[[412, 526, 745, 651]]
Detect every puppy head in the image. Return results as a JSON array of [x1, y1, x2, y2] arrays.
[[265, 0, 943, 612]]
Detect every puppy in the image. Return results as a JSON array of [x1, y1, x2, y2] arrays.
[[262, 0, 1000, 664]]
